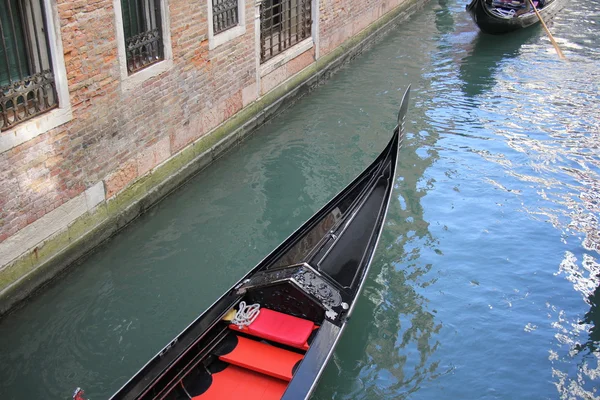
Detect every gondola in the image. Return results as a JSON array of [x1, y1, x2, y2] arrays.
[[98, 87, 411, 400], [466, 0, 564, 35]]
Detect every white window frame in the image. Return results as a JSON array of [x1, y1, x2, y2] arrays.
[[113, 0, 173, 93], [207, 0, 246, 50], [259, 37, 313, 77], [0, 0, 72, 154]]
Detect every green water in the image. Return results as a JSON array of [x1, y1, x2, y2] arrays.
[[1, 0, 599, 398]]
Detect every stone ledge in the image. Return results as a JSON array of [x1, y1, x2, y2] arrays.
[[0, 182, 104, 269]]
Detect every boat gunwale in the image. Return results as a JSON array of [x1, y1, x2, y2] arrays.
[[282, 87, 410, 399], [312, 157, 395, 291], [285, 131, 402, 400]]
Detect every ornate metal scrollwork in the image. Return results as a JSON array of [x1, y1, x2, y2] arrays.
[[126, 28, 163, 73], [291, 269, 342, 310], [237, 264, 343, 321], [1, 70, 57, 131], [213, 0, 239, 34], [250, 285, 322, 322]]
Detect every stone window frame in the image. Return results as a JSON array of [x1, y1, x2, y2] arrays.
[[207, 0, 246, 50], [258, 0, 318, 77], [113, 0, 173, 93], [0, 0, 72, 154], [258, 0, 313, 64], [120, 0, 165, 74]]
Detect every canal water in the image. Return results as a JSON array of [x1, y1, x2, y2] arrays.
[[1, 0, 599, 398]]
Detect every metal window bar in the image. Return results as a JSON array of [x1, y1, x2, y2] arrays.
[[122, 0, 164, 74], [260, 0, 311, 63], [213, 0, 239, 34], [0, 0, 57, 131]]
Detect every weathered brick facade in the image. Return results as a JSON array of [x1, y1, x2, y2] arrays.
[[0, 0, 422, 311], [320, 0, 408, 55], [1, 0, 256, 242]]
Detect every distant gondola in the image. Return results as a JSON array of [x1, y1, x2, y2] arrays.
[[466, 0, 564, 34], [100, 88, 411, 400]]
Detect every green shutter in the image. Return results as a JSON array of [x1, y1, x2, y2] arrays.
[[0, 0, 30, 87]]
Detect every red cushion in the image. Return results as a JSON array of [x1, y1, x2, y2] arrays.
[[218, 336, 303, 381], [192, 365, 287, 400], [231, 309, 314, 348]]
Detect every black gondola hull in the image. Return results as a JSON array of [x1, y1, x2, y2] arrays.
[[466, 0, 564, 34], [107, 87, 411, 400]]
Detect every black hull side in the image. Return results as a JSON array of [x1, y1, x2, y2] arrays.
[[466, 0, 564, 35]]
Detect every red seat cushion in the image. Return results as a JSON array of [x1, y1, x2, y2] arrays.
[[230, 308, 314, 348], [218, 336, 303, 381], [191, 365, 287, 400]]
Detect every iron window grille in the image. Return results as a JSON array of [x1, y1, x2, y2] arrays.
[[0, 0, 58, 131], [213, 0, 239, 34], [260, 0, 311, 63], [121, 0, 164, 74]]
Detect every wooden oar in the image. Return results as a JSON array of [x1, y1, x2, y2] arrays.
[[527, 0, 565, 59]]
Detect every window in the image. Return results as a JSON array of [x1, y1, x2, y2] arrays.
[[207, 0, 245, 50], [0, 0, 58, 131], [259, 0, 311, 63], [212, 0, 239, 34], [121, 0, 164, 74]]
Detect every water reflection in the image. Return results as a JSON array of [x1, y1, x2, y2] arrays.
[[576, 279, 600, 356], [459, 28, 539, 98], [463, 0, 600, 395], [434, 0, 456, 36], [552, 252, 600, 399], [312, 22, 449, 395]]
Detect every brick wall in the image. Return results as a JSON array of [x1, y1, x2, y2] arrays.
[[319, 0, 405, 55], [0, 0, 256, 243], [0, 0, 417, 298]]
